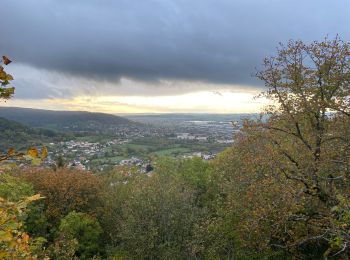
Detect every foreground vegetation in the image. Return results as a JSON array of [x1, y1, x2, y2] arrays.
[[2, 37, 350, 258]]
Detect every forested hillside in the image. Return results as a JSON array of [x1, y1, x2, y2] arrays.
[[2, 38, 350, 259], [0, 117, 70, 149], [0, 107, 134, 131]]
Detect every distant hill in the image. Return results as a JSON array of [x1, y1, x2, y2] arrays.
[[0, 117, 70, 149], [0, 107, 135, 133]]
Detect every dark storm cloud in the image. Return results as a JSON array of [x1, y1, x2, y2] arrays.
[[1, 0, 350, 89]]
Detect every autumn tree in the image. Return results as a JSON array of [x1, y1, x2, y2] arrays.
[[241, 36, 350, 256], [20, 169, 106, 235], [204, 133, 306, 258], [193, 37, 350, 259], [103, 159, 207, 259]]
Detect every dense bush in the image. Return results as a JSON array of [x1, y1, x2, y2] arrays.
[[58, 211, 103, 259]]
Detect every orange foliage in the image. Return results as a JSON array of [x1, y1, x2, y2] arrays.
[[20, 169, 105, 225]]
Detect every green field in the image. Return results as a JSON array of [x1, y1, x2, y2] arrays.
[[152, 147, 191, 156]]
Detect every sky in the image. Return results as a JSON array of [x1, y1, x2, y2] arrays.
[[1, 0, 350, 113]]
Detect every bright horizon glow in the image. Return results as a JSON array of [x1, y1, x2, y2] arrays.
[[2, 90, 268, 114], [1, 64, 269, 114]]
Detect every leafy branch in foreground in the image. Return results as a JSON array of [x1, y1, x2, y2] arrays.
[[0, 194, 43, 259], [0, 55, 48, 258], [0, 56, 14, 100]]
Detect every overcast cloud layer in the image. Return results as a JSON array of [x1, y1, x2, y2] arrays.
[[1, 0, 350, 102]]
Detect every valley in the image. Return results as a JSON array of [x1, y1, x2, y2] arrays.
[[0, 107, 251, 171]]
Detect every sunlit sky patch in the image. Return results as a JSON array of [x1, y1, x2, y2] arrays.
[[3, 91, 267, 114]]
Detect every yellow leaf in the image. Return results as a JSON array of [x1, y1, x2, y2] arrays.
[[25, 194, 42, 202], [5, 74, 13, 81], [0, 231, 13, 242], [27, 147, 38, 158], [0, 252, 8, 258], [31, 158, 42, 166], [41, 146, 48, 159], [0, 71, 5, 80]]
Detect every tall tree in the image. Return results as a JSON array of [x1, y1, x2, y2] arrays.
[[245, 36, 350, 256]]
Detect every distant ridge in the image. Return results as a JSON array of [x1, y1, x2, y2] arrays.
[[0, 107, 134, 131]]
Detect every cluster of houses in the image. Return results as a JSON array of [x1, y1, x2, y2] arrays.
[[176, 133, 208, 141], [39, 119, 238, 172], [182, 152, 215, 160]]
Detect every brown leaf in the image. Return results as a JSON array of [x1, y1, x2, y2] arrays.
[[2, 56, 12, 65], [7, 148, 15, 156], [0, 71, 6, 80], [41, 146, 48, 159]]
